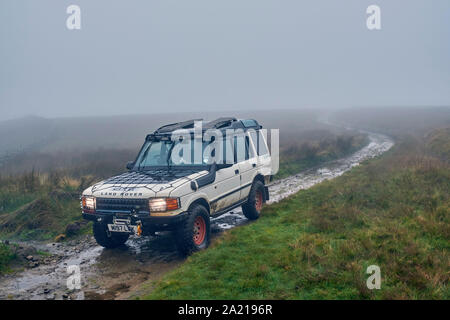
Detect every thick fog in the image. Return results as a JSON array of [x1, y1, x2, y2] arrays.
[[1, 0, 450, 120]]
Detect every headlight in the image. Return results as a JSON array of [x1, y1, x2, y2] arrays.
[[149, 197, 180, 212], [81, 196, 96, 212]]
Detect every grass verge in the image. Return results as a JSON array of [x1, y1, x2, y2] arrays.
[[139, 133, 449, 300], [0, 173, 93, 241], [275, 133, 368, 179], [0, 243, 16, 274]]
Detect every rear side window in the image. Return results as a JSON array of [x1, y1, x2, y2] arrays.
[[241, 119, 258, 128], [234, 134, 250, 162], [254, 130, 269, 156]]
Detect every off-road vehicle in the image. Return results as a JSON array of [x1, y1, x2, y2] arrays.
[[81, 117, 272, 254]]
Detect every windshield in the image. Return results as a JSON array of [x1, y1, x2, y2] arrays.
[[133, 139, 213, 170]]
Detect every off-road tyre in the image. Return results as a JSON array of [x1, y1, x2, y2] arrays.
[[93, 222, 129, 248], [242, 180, 265, 220], [175, 204, 210, 255]]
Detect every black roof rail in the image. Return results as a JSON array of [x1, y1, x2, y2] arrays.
[[155, 119, 203, 133], [204, 117, 238, 129], [150, 117, 261, 137]]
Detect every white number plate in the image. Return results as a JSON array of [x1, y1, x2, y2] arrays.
[[107, 224, 136, 233]]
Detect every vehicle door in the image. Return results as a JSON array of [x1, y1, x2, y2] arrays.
[[210, 136, 241, 213], [236, 131, 258, 201]]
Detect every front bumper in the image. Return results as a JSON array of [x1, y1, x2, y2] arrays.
[[82, 211, 188, 227]]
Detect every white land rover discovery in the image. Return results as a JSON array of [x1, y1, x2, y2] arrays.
[[81, 117, 272, 255]]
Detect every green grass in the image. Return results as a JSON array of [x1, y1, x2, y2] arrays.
[[0, 193, 37, 215], [0, 243, 16, 274], [0, 172, 93, 241], [140, 136, 449, 300], [275, 133, 368, 179], [426, 127, 450, 160], [0, 193, 91, 241]]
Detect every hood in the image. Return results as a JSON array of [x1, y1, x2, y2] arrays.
[[83, 168, 208, 199]]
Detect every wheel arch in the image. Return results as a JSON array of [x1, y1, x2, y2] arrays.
[[254, 173, 265, 185], [188, 197, 211, 215]]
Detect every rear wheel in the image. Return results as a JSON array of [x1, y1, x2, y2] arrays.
[[93, 222, 129, 248], [175, 204, 210, 255], [242, 180, 265, 220]]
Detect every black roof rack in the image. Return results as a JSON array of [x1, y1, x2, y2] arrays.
[[150, 117, 261, 138], [155, 119, 203, 133], [203, 117, 238, 129]]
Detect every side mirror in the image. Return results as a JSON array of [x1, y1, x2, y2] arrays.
[[126, 161, 135, 170], [216, 163, 233, 170]]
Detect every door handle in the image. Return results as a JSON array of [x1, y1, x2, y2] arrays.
[[235, 169, 239, 174], [252, 163, 256, 168]]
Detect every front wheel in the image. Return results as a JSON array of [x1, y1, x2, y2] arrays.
[[93, 222, 129, 248], [175, 204, 210, 255], [242, 180, 265, 220]]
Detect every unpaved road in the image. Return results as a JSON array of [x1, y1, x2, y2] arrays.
[[0, 131, 394, 300]]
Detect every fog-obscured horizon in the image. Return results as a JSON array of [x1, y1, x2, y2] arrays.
[[1, 1, 450, 121]]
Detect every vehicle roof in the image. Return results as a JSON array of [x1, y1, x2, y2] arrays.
[[147, 117, 262, 139]]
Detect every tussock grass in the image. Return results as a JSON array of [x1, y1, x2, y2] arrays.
[[275, 133, 368, 179], [0, 243, 16, 274], [426, 127, 450, 160], [0, 171, 95, 240]]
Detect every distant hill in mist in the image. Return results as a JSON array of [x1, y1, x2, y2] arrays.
[[333, 106, 450, 137], [3, 107, 449, 162], [0, 109, 327, 159]]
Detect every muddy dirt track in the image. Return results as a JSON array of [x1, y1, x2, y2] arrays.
[[0, 132, 393, 300]]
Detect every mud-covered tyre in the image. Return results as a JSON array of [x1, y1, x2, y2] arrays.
[[175, 204, 210, 256], [242, 180, 265, 220], [93, 222, 129, 248]]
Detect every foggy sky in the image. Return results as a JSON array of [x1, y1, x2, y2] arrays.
[[1, 0, 449, 121]]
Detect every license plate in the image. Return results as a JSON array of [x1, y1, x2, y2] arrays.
[[107, 224, 135, 233]]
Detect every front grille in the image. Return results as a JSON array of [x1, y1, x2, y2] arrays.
[[96, 198, 149, 213]]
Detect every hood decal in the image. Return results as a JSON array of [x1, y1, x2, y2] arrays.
[[90, 169, 207, 197], [102, 170, 202, 185]]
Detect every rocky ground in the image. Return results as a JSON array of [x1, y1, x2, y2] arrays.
[[0, 236, 101, 300]]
